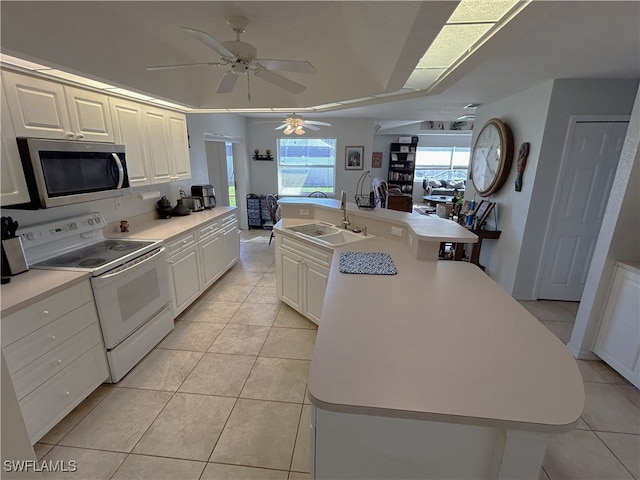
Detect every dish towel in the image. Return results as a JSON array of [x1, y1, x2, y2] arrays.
[[339, 252, 398, 275]]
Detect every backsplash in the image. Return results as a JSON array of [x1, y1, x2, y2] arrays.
[[2, 180, 192, 230]]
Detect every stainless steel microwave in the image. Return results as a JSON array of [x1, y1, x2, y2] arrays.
[[13, 138, 131, 209]]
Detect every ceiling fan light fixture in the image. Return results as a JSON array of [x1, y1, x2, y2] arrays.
[[294, 126, 305, 135], [283, 125, 295, 135]]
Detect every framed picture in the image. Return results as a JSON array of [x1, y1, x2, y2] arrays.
[[371, 151, 382, 168], [345, 146, 364, 170], [474, 200, 496, 228]]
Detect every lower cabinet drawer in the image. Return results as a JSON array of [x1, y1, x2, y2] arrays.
[[12, 322, 104, 401], [4, 302, 99, 375], [20, 344, 109, 443]]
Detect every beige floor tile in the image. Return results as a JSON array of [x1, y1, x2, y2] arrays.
[[245, 252, 276, 264], [558, 301, 580, 316], [274, 305, 318, 330], [519, 300, 577, 323], [582, 383, 640, 434], [156, 321, 224, 351], [244, 286, 282, 305], [587, 360, 630, 384], [543, 429, 633, 479], [210, 398, 301, 470], [201, 463, 288, 480], [133, 393, 235, 461], [34, 443, 53, 460], [541, 321, 574, 344], [241, 357, 310, 403], [116, 349, 203, 391], [616, 384, 640, 408], [267, 263, 276, 273], [577, 360, 609, 383], [291, 405, 311, 473], [179, 353, 256, 397], [596, 432, 640, 479], [39, 386, 114, 444], [576, 417, 591, 430], [209, 324, 271, 356], [189, 301, 242, 324], [40, 446, 127, 480], [111, 454, 205, 480], [229, 302, 281, 326], [220, 271, 265, 286], [59, 388, 172, 452], [206, 284, 255, 303], [257, 273, 277, 287], [288, 473, 311, 480], [539, 467, 550, 480], [304, 388, 311, 405], [237, 261, 272, 273], [260, 328, 317, 360]]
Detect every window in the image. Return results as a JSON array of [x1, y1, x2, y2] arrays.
[[277, 138, 337, 196], [415, 146, 470, 186]]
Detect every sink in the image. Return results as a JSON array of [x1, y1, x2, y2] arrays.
[[285, 222, 373, 246]]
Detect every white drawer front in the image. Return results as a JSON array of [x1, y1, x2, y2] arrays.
[[21, 344, 109, 443], [4, 302, 98, 375], [198, 221, 220, 239], [12, 322, 104, 400], [167, 232, 197, 257], [2, 280, 93, 346], [280, 235, 333, 267], [221, 213, 237, 227]]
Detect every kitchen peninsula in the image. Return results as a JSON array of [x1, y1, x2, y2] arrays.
[[274, 198, 584, 480]]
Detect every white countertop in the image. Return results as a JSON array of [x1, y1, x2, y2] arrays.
[[104, 207, 237, 242], [299, 234, 584, 433], [1, 269, 90, 316], [277, 197, 478, 244]]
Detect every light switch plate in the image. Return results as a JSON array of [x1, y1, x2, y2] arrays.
[[391, 226, 403, 237]]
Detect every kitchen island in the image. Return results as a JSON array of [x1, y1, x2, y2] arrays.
[[274, 199, 584, 480]]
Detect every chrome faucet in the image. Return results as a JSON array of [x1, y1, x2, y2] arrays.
[[340, 190, 350, 229]]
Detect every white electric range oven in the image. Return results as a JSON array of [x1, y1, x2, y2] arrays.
[[19, 213, 173, 382]]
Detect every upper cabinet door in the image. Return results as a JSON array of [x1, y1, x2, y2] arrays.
[[109, 98, 151, 186], [2, 70, 73, 140], [143, 106, 172, 183], [167, 113, 191, 180], [64, 86, 114, 142], [0, 75, 30, 206]]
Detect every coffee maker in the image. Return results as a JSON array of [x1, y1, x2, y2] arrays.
[[191, 185, 216, 209]]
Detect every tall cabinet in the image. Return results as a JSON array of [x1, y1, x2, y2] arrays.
[[388, 142, 417, 195]]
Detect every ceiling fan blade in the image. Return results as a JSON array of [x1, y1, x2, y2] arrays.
[[257, 59, 316, 74], [304, 120, 332, 127], [304, 124, 320, 131], [182, 27, 235, 58], [254, 70, 306, 94], [274, 124, 288, 130], [216, 71, 238, 94], [146, 62, 223, 71]]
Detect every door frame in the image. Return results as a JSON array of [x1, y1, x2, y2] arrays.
[[533, 114, 630, 300]]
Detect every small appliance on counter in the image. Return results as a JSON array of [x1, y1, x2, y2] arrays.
[[179, 190, 204, 212], [191, 185, 216, 209], [1, 216, 28, 279]]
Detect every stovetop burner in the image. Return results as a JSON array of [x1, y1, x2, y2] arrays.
[[33, 239, 157, 271]]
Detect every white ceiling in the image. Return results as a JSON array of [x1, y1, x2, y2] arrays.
[[1, 1, 639, 125]]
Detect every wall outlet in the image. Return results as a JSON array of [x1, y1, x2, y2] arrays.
[[391, 226, 403, 237], [300, 208, 310, 216]]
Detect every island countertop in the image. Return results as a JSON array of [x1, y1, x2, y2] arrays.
[[304, 235, 585, 433]]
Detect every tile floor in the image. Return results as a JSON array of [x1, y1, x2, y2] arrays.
[[33, 229, 639, 480]]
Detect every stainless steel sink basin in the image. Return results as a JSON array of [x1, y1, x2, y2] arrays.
[[285, 222, 373, 246]]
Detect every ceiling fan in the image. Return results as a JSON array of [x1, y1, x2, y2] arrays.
[[146, 16, 316, 99], [258, 114, 332, 135]]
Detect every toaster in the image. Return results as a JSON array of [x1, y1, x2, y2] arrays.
[[181, 196, 204, 212], [191, 185, 216, 209]]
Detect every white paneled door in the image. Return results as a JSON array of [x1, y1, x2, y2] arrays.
[[537, 120, 629, 301]]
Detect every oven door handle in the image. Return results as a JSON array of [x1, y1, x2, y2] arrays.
[[98, 247, 165, 280], [111, 153, 125, 189]]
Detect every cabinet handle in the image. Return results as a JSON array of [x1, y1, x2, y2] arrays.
[[76, 133, 84, 139], [53, 359, 62, 366], [49, 335, 56, 342], [66, 132, 74, 138], [42, 310, 49, 316], [64, 391, 71, 397]]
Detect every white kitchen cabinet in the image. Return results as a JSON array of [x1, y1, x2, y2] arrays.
[[109, 97, 152, 186], [166, 112, 191, 181], [198, 221, 224, 290], [221, 214, 240, 270], [2, 70, 113, 142], [1, 280, 109, 443], [594, 262, 640, 388], [276, 233, 332, 324], [167, 232, 202, 316], [0, 74, 30, 207]]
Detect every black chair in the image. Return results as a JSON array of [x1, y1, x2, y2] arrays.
[[266, 194, 279, 245], [308, 191, 327, 198]]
